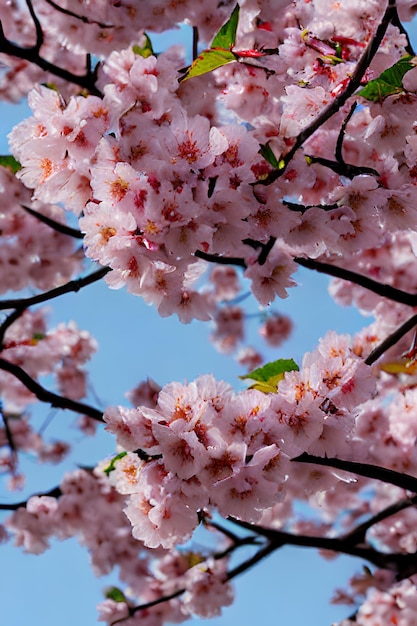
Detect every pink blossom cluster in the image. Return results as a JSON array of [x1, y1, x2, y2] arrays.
[[104, 330, 375, 548], [5, 467, 234, 624], [0, 165, 83, 293], [206, 266, 292, 363], [0, 1, 96, 102], [0, 307, 97, 411], [0, 308, 97, 487], [5, 0, 417, 624], [340, 576, 417, 626], [9, 49, 300, 321], [7, 0, 417, 325]]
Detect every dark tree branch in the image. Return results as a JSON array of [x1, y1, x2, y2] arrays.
[[391, 6, 415, 56], [43, 0, 114, 28], [342, 495, 417, 545], [194, 249, 247, 268], [335, 101, 358, 164], [0, 485, 62, 510], [304, 155, 379, 179], [25, 0, 43, 52], [292, 452, 417, 493], [192, 26, 199, 62], [283, 200, 340, 214], [0, 22, 102, 96], [0, 358, 104, 421], [0, 266, 110, 311], [365, 313, 417, 365], [227, 517, 417, 577], [258, 0, 396, 184], [1, 407, 18, 470], [257, 236, 276, 265], [21, 205, 84, 239], [225, 540, 279, 581], [295, 257, 417, 306]]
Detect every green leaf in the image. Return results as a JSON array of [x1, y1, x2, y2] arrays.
[[179, 48, 237, 83], [240, 358, 299, 393], [358, 54, 415, 102], [211, 3, 240, 49], [259, 143, 280, 168], [105, 587, 127, 603], [0, 155, 21, 174], [132, 33, 154, 58], [103, 451, 127, 476]]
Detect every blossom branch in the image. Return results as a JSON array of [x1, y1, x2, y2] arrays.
[[21, 205, 84, 239], [0, 266, 110, 311], [1, 407, 18, 471], [25, 0, 43, 53], [304, 155, 379, 179], [342, 495, 417, 545], [0, 357, 104, 421], [0, 485, 62, 510], [283, 200, 340, 214], [294, 257, 417, 306], [365, 313, 417, 365], [225, 540, 280, 582], [194, 249, 247, 268], [43, 0, 114, 28], [292, 452, 417, 493], [0, 21, 102, 96], [112, 532, 270, 625], [259, 0, 396, 184], [192, 26, 199, 61], [335, 101, 358, 164], [226, 518, 417, 576]]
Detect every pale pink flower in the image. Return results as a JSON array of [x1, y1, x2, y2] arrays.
[[182, 559, 234, 618], [259, 313, 293, 347], [244, 243, 297, 304]]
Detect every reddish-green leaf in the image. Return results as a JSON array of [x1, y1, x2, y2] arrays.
[[179, 48, 237, 82], [358, 54, 415, 102], [211, 3, 240, 49]]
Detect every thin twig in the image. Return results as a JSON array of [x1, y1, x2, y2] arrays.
[[25, 0, 44, 52], [0, 266, 110, 311], [192, 26, 199, 61], [258, 0, 396, 184], [305, 155, 379, 179], [43, 0, 114, 28], [365, 313, 417, 365], [0, 357, 104, 421], [342, 495, 417, 545], [0, 24, 102, 96], [335, 101, 358, 164], [21, 205, 84, 239], [194, 249, 247, 268], [0, 485, 62, 510], [292, 452, 417, 493], [1, 407, 18, 471], [295, 257, 417, 307]]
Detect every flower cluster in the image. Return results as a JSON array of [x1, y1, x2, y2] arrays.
[[5, 0, 417, 624], [0, 165, 83, 293], [5, 467, 234, 624]]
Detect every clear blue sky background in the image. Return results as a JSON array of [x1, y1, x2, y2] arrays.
[[1, 16, 416, 626]]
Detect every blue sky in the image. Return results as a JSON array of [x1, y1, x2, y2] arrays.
[[2, 14, 417, 626]]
